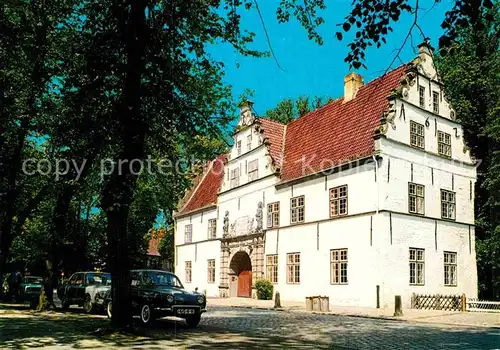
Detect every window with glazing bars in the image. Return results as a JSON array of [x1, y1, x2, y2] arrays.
[[287, 253, 300, 283], [438, 131, 451, 157], [410, 121, 425, 149], [207, 259, 215, 283], [444, 252, 457, 286], [408, 183, 425, 214], [184, 224, 192, 243], [208, 219, 216, 239], [290, 196, 305, 224], [330, 185, 348, 217], [185, 261, 192, 283], [330, 249, 348, 284], [409, 248, 425, 285], [266, 255, 278, 284], [267, 202, 280, 228], [441, 189, 456, 219]]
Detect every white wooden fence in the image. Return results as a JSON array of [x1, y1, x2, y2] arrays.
[[466, 298, 500, 313]]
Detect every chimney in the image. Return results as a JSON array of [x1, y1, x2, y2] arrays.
[[344, 72, 363, 102], [417, 38, 434, 60]]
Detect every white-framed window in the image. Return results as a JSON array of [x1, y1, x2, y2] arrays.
[[438, 131, 452, 157], [184, 224, 192, 243], [418, 85, 425, 107], [433, 91, 440, 114], [330, 249, 348, 284], [266, 255, 278, 284], [207, 259, 215, 283], [185, 261, 192, 283], [248, 159, 259, 181], [208, 219, 217, 239], [408, 183, 425, 214], [330, 185, 348, 217], [290, 196, 305, 224], [444, 251, 457, 286], [410, 120, 425, 149], [267, 202, 280, 228], [236, 140, 242, 156], [230, 167, 240, 188], [287, 253, 300, 284], [409, 248, 425, 285], [247, 134, 252, 151], [441, 189, 456, 220]]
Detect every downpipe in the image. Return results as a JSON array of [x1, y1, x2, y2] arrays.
[[372, 155, 379, 214]]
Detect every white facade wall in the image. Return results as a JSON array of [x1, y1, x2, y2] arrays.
[[174, 51, 478, 308]]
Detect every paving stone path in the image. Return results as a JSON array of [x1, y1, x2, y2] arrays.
[[1, 304, 499, 349]]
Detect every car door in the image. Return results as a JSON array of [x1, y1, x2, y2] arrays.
[[67, 273, 83, 302], [62, 274, 76, 301]]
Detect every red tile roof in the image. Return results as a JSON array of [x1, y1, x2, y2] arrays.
[[258, 118, 286, 167], [177, 155, 226, 215], [177, 65, 407, 213], [147, 229, 165, 256], [280, 65, 406, 181]]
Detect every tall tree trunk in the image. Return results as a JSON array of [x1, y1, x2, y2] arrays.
[[102, 0, 147, 330], [0, 2, 49, 294]]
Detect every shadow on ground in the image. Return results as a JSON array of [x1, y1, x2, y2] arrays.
[[0, 307, 330, 349], [1, 304, 498, 349]]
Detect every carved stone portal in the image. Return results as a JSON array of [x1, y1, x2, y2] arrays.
[[218, 233, 265, 298]]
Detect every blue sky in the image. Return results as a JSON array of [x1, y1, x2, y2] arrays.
[[211, 0, 450, 115]]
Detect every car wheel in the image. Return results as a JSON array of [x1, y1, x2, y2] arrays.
[[30, 298, 38, 310], [185, 314, 201, 328], [61, 299, 70, 310], [106, 301, 112, 319], [139, 303, 152, 325], [83, 295, 94, 314]]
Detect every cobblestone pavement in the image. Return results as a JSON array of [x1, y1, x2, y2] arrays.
[[201, 306, 500, 350], [1, 304, 499, 349]]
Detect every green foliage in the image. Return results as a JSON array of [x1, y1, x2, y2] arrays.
[[276, 0, 496, 69], [436, 8, 500, 298], [264, 96, 332, 123], [255, 278, 274, 300]]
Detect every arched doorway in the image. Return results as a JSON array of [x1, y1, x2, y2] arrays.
[[229, 251, 252, 297]]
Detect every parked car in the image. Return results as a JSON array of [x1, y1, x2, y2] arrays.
[[98, 269, 206, 327], [19, 275, 43, 308], [57, 271, 111, 313]]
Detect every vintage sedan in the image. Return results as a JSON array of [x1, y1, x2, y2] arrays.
[[57, 271, 111, 313], [100, 269, 206, 327]]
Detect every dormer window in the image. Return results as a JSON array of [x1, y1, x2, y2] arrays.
[[237, 140, 242, 156], [418, 85, 425, 108], [432, 91, 439, 114]]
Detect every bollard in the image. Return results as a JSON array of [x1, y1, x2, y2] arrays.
[[376, 285, 380, 309], [274, 291, 282, 309], [305, 297, 313, 311], [394, 295, 403, 316]]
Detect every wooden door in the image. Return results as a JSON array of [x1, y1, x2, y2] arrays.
[[237, 271, 252, 297]]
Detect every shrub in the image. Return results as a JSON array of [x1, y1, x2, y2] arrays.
[[255, 278, 273, 300]]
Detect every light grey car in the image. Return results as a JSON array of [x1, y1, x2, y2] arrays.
[[57, 272, 111, 313]]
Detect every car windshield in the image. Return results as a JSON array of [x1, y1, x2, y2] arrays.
[[133, 271, 183, 288], [87, 273, 111, 285], [25, 276, 43, 284]]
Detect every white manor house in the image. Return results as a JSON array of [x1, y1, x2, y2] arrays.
[[174, 41, 478, 309]]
